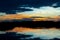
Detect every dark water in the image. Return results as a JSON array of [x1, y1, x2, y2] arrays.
[[0, 32, 60, 40], [0, 21, 60, 40]]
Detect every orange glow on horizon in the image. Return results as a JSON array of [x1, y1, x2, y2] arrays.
[[0, 14, 60, 21], [6, 27, 59, 32]]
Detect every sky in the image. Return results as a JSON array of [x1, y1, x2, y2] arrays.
[[0, 0, 60, 40], [0, 0, 60, 17]]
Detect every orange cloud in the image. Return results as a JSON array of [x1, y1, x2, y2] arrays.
[[0, 14, 31, 20], [0, 14, 60, 21]]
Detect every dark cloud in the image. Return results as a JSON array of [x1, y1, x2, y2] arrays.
[[57, 2, 60, 7], [6, 8, 33, 14], [0, 0, 60, 14]]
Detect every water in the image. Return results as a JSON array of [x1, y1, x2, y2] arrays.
[[0, 32, 60, 40]]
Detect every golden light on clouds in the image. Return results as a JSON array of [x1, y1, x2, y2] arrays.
[[0, 14, 60, 21], [0, 14, 31, 20]]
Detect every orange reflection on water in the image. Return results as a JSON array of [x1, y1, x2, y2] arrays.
[[6, 27, 59, 32]]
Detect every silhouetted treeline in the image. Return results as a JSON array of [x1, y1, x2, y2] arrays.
[[0, 21, 60, 31]]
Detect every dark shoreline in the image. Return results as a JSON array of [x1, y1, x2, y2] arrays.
[[0, 21, 60, 31]]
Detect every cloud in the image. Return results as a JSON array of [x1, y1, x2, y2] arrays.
[[52, 3, 57, 6], [17, 29, 60, 39], [0, 12, 6, 16], [17, 6, 60, 17], [0, 0, 60, 14]]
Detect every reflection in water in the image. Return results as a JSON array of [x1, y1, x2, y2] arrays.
[[5, 27, 60, 40], [0, 32, 33, 40], [0, 32, 60, 40]]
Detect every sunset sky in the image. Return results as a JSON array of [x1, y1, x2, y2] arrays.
[[0, 0, 60, 40], [0, 0, 60, 17]]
